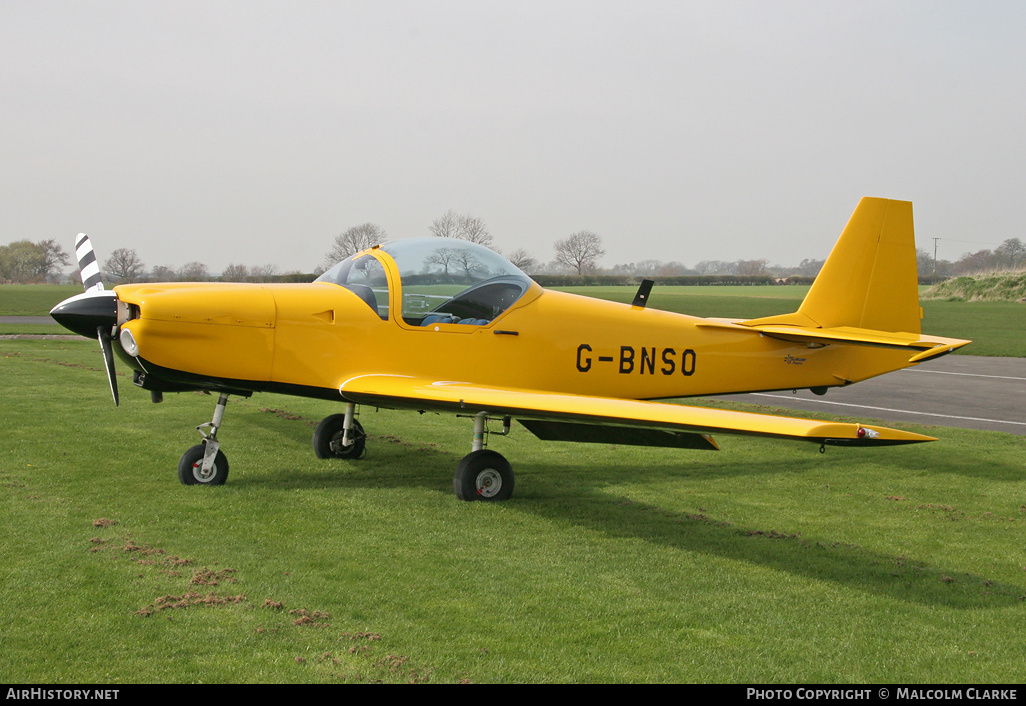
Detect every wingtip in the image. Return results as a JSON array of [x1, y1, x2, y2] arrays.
[[818, 423, 936, 446]]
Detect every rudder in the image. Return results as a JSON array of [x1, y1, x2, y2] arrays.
[[748, 198, 921, 335]]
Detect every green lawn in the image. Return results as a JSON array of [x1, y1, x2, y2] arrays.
[[2, 338, 1023, 683], [0, 284, 82, 315], [920, 301, 1026, 357]]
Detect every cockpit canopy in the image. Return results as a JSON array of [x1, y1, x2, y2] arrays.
[[315, 238, 534, 325]]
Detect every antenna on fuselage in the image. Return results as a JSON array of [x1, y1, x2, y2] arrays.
[[632, 279, 654, 308]]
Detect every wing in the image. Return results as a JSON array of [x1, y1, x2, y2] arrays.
[[338, 375, 935, 448]]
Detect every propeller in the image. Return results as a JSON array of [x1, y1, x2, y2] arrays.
[[49, 234, 120, 406]]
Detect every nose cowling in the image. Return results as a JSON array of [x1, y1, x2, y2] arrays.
[[50, 290, 118, 339]]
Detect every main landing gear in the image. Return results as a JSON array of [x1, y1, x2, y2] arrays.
[[178, 397, 517, 501], [312, 403, 367, 459], [310, 407, 517, 502], [451, 412, 514, 502]]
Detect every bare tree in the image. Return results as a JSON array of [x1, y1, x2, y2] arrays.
[[454, 248, 485, 279], [953, 249, 995, 275], [458, 215, 491, 246], [795, 258, 825, 277], [250, 264, 280, 282], [554, 231, 605, 274], [994, 237, 1026, 270], [429, 210, 493, 247], [38, 239, 71, 282], [150, 264, 176, 281], [694, 260, 735, 275], [506, 247, 537, 272], [657, 262, 689, 276], [429, 210, 459, 239], [915, 249, 935, 278], [425, 247, 459, 278], [324, 223, 387, 268], [178, 261, 209, 281], [735, 259, 769, 276], [104, 248, 145, 284], [222, 263, 249, 282]]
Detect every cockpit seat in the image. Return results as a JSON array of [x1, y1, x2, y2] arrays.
[[421, 313, 460, 326], [421, 314, 490, 326], [342, 284, 378, 315]]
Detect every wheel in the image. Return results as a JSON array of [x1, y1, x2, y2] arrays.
[[453, 450, 514, 502], [178, 443, 229, 485], [312, 414, 366, 459]]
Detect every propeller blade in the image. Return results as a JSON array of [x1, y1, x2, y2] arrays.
[[51, 234, 121, 406], [75, 233, 104, 292], [98, 325, 120, 406]]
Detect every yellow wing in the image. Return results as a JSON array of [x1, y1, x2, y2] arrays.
[[338, 374, 934, 449]]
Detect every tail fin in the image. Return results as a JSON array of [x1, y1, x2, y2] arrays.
[[747, 197, 921, 334], [737, 198, 970, 362]]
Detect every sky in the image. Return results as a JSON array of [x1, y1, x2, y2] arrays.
[[2, 0, 1025, 275]]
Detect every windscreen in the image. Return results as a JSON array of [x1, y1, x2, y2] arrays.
[[382, 239, 532, 325]]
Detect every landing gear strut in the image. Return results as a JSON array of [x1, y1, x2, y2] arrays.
[[453, 412, 514, 502], [313, 403, 367, 459], [178, 393, 231, 485]]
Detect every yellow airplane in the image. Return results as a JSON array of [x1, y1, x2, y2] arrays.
[[51, 197, 969, 501]]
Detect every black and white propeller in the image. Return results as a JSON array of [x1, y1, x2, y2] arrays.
[[49, 234, 120, 405]]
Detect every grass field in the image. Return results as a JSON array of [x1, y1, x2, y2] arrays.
[[2, 338, 1024, 683], [0, 284, 82, 315]]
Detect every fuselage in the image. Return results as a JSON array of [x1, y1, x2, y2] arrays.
[[113, 279, 916, 403]]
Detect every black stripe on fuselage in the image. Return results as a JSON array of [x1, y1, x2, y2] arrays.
[[126, 354, 342, 402]]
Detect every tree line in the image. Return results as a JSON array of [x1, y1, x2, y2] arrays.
[[0, 240, 71, 283], [917, 238, 1025, 278], [3, 216, 1023, 285]]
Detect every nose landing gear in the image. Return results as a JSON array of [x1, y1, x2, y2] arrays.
[[178, 393, 231, 485]]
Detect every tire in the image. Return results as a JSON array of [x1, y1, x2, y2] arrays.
[[312, 414, 366, 459], [178, 443, 229, 485], [453, 450, 514, 502]]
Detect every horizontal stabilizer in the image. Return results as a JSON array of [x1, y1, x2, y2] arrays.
[[744, 324, 970, 361], [696, 319, 971, 362]]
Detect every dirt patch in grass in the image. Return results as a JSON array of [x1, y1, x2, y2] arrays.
[[85, 520, 453, 681], [135, 591, 247, 616], [260, 407, 310, 422], [190, 568, 238, 586], [290, 608, 331, 627]]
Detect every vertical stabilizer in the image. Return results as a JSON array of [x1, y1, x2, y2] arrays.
[[746, 198, 921, 335]]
